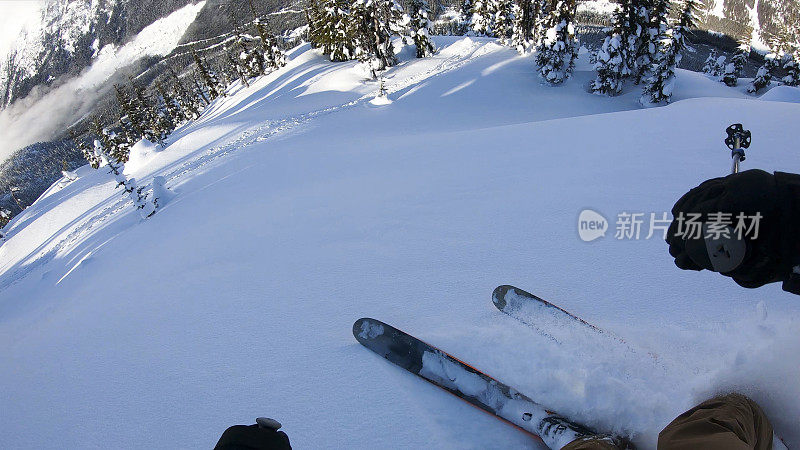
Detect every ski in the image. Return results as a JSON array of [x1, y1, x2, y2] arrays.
[[493, 285, 619, 344], [493, 285, 658, 362], [353, 317, 631, 449]]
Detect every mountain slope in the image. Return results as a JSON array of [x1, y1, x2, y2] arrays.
[[1, 37, 799, 449]]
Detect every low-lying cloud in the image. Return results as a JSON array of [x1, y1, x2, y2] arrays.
[[0, 0, 206, 162]]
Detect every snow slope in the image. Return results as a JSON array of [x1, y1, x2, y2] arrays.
[[1, 37, 799, 449]]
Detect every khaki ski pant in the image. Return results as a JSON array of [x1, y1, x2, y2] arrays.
[[562, 393, 773, 450]]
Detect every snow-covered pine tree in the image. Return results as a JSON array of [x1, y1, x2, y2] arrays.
[[748, 53, 777, 94], [157, 82, 187, 127], [351, 0, 404, 74], [591, 4, 631, 96], [307, 0, 356, 61], [640, 36, 673, 104], [306, 0, 324, 45], [115, 84, 147, 142], [511, 0, 537, 52], [235, 32, 265, 77], [91, 120, 156, 218], [129, 80, 167, 147], [407, 0, 435, 58], [641, 0, 694, 104], [783, 53, 800, 86], [69, 129, 102, 169], [592, 34, 626, 95], [470, 0, 494, 36], [0, 208, 10, 231], [626, 0, 653, 84], [492, 0, 515, 44], [252, 17, 287, 71], [263, 33, 288, 70], [702, 48, 721, 76], [192, 49, 225, 100], [167, 68, 201, 119], [459, 0, 474, 34], [591, 0, 654, 95], [641, 0, 669, 83], [191, 73, 211, 106], [153, 82, 179, 139], [722, 42, 749, 86], [226, 47, 250, 87], [535, 0, 578, 84]]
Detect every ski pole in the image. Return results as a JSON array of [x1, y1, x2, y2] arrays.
[[724, 123, 751, 174]]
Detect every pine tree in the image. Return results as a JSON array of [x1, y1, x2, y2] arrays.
[[511, 0, 536, 52], [252, 16, 287, 71], [492, 0, 515, 44], [0, 208, 11, 232], [226, 47, 250, 87], [167, 68, 201, 119], [459, 0, 474, 34], [307, 0, 356, 61], [641, 0, 669, 82], [157, 82, 187, 126], [626, 0, 652, 84], [306, 0, 324, 46], [152, 83, 178, 140], [722, 43, 749, 87], [91, 120, 156, 218], [215, 61, 234, 87], [641, 0, 694, 104], [702, 48, 721, 76], [115, 84, 147, 142], [591, 0, 649, 95], [191, 73, 211, 106], [748, 54, 776, 94], [236, 32, 266, 77], [192, 49, 225, 100], [129, 80, 167, 147], [592, 15, 628, 95], [783, 53, 800, 86], [70, 129, 102, 169], [407, 0, 436, 58], [470, 0, 494, 36], [263, 32, 287, 70], [536, 0, 578, 85], [351, 0, 404, 74]]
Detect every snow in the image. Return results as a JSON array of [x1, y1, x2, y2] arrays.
[[0, 1, 44, 62], [758, 85, 800, 103], [576, 0, 619, 16], [1, 37, 800, 449]]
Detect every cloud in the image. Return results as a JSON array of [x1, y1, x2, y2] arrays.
[[0, 0, 206, 162]]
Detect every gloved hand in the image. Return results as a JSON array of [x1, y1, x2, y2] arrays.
[[215, 418, 291, 450], [666, 169, 800, 293]]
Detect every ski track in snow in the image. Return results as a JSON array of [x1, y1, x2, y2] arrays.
[[2, 36, 800, 449], [0, 38, 495, 293]]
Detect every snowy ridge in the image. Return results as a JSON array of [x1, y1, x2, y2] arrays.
[[1, 36, 799, 449]]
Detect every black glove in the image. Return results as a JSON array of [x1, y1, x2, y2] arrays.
[[666, 169, 800, 293], [215, 418, 291, 450]]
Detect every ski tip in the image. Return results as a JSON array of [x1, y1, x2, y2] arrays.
[[492, 285, 515, 310], [352, 317, 387, 344]]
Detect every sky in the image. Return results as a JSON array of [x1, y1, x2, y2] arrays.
[[0, 1, 44, 60]]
